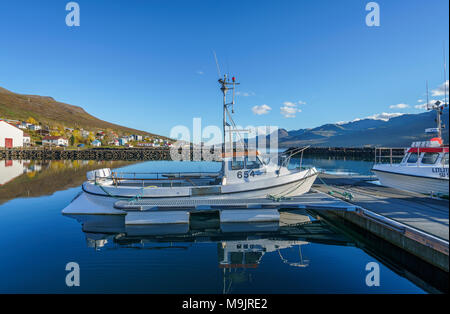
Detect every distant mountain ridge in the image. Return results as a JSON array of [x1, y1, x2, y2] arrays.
[[0, 86, 170, 139], [276, 109, 449, 147]]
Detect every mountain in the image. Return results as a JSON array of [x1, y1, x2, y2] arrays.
[[0, 86, 170, 139], [276, 109, 449, 147]]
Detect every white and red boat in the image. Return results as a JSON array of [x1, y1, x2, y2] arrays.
[[372, 101, 449, 196]]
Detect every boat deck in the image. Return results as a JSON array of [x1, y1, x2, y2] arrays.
[[313, 173, 449, 241], [113, 190, 358, 211]]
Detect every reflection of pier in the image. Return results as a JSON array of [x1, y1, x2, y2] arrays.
[[68, 209, 353, 251]]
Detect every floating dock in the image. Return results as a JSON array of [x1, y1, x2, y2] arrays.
[[313, 173, 449, 272], [113, 191, 358, 212]]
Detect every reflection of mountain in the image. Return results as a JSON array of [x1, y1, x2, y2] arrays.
[[0, 160, 137, 204]]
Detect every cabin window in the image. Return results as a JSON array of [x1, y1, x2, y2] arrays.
[[421, 153, 440, 165], [231, 158, 244, 170], [407, 153, 418, 163], [245, 157, 261, 169], [442, 153, 449, 166]]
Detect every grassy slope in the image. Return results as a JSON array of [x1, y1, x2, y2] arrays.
[[0, 86, 170, 139]]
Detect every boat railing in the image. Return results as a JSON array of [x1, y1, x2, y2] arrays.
[[106, 171, 222, 187], [280, 146, 311, 169], [374, 147, 408, 165]]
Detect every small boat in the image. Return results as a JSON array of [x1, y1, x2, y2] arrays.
[[372, 100, 449, 196], [78, 75, 318, 201]]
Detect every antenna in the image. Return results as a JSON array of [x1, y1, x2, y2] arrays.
[[426, 80, 429, 110], [212, 50, 222, 79], [444, 42, 448, 107]]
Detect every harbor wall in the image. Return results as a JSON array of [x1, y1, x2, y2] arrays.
[[1, 147, 404, 160], [0, 148, 222, 161]]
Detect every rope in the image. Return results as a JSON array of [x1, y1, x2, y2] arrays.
[[316, 174, 354, 201], [267, 168, 314, 202]]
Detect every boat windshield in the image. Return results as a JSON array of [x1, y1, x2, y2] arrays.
[[442, 153, 449, 166], [231, 157, 245, 170], [245, 157, 262, 169], [407, 153, 419, 164], [421, 153, 440, 165]]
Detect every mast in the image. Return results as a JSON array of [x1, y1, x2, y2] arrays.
[[218, 74, 240, 152], [425, 45, 449, 142]]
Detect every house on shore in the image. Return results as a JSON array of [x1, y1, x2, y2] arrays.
[[0, 120, 24, 148], [81, 130, 90, 138], [23, 133, 31, 146], [28, 124, 41, 131], [42, 136, 68, 147], [109, 139, 119, 146], [91, 139, 102, 147]]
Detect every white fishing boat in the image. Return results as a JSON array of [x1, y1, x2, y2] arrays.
[[75, 75, 318, 202], [372, 100, 449, 196]]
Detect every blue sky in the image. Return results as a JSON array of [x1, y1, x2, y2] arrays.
[[0, 0, 448, 138]]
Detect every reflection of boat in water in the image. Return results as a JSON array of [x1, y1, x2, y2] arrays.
[[218, 239, 309, 269], [64, 207, 448, 294], [65, 209, 352, 291], [77, 75, 317, 201], [65, 209, 349, 292]]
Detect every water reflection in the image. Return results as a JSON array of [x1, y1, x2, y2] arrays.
[[0, 160, 137, 204], [65, 210, 353, 293]]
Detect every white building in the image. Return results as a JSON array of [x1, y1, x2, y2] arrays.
[[23, 133, 31, 146], [91, 139, 102, 147], [42, 136, 68, 147], [0, 120, 23, 148], [28, 124, 41, 131]]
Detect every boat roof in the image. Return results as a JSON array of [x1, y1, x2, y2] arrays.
[[407, 146, 449, 153]]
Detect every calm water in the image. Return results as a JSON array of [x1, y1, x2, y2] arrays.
[[0, 158, 431, 293]]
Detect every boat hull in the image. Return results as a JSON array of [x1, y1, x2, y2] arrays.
[[82, 168, 318, 200], [371, 169, 449, 195]]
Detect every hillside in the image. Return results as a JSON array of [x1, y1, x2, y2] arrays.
[[276, 109, 449, 147], [0, 86, 170, 139]]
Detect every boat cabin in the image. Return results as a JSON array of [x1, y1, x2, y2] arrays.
[[399, 139, 449, 167]]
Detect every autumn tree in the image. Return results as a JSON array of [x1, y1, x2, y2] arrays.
[[26, 117, 37, 124]]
